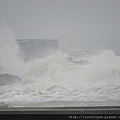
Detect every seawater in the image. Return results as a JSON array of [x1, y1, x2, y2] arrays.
[[0, 26, 120, 107]]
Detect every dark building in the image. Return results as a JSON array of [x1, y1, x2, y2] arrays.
[[17, 39, 59, 61]]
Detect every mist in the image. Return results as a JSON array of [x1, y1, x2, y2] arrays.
[[1, 0, 120, 107], [0, 0, 120, 51]]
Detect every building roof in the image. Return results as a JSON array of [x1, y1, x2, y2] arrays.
[[17, 39, 58, 42]]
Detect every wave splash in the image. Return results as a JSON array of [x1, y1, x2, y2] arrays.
[[0, 25, 23, 75], [0, 26, 120, 105]]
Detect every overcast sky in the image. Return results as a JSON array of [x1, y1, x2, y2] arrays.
[[0, 0, 120, 51]]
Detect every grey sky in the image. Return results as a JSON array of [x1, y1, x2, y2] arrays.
[[0, 0, 120, 51]]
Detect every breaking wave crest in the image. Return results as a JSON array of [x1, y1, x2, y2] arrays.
[[0, 25, 120, 106], [0, 25, 23, 75]]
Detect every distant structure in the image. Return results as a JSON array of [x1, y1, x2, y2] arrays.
[[17, 39, 59, 61]]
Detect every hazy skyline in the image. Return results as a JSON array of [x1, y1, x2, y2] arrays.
[[0, 0, 120, 51]]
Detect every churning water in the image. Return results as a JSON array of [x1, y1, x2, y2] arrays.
[[0, 26, 120, 107]]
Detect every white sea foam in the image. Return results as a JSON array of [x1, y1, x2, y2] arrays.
[[0, 25, 120, 106]]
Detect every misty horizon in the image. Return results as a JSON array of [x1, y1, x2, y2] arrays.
[[0, 0, 120, 51], [1, 0, 120, 109]]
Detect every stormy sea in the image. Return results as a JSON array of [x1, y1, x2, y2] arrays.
[[0, 26, 120, 108]]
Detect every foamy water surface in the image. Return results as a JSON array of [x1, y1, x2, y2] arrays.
[[0, 26, 120, 107]]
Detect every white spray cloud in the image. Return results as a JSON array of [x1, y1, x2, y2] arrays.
[[0, 25, 23, 74]]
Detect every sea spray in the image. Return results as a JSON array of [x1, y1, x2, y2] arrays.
[[0, 25, 23, 75], [1, 49, 120, 105], [0, 26, 120, 106]]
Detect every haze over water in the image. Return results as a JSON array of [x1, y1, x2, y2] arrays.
[[0, 0, 120, 107], [0, 26, 120, 107]]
